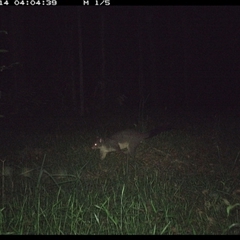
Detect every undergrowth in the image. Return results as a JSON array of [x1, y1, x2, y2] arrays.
[[0, 112, 240, 234]]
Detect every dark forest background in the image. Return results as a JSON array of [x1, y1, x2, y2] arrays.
[[1, 6, 240, 119], [2, 6, 240, 235]]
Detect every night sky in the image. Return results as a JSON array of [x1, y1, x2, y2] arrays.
[[1, 6, 240, 117]]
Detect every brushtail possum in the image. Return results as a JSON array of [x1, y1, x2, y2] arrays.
[[92, 127, 171, 160]]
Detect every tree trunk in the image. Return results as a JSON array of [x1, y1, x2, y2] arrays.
[[138, 14, 144, 102], [100, 11, 106, 110], [77, 8, 84, 116], [146, 8, 158, 108]]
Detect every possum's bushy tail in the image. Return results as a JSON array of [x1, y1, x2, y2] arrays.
[[146, 125, 172, 139]]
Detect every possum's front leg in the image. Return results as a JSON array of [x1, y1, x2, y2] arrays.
[[100, 151, 107, 160]]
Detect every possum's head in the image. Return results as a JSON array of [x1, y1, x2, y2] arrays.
[[91, 137, 105, 149]]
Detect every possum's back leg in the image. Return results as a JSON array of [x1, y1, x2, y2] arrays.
[[127, 141, 141, 157]]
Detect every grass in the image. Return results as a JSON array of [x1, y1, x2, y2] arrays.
[[0, 110, 240, 234]]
